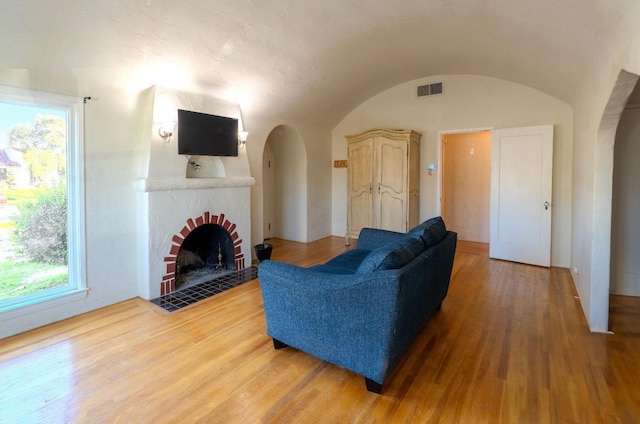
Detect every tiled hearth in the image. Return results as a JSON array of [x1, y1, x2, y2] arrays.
[[150, 266, 258, 312]]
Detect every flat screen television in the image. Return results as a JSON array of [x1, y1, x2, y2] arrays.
[[177, 109, 238, 156]]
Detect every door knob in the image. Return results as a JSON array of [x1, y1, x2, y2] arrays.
[[544, 201, 551, 210]]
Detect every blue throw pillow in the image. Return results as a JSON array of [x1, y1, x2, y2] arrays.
[[355, 237, 424, 274], [407, 216, 447, 248]]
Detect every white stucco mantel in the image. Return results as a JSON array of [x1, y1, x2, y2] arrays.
[[134, 177, 255, 192]]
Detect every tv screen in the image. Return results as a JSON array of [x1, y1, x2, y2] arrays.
[[177, 109, 238, 156]]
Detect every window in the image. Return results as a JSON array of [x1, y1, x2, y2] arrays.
[[0, 85, 86, 313]]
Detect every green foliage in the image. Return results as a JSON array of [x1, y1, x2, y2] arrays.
[[8, 115, 65, 151], [8, 114, 66, 186], [12, 185, 67, 265], [8, 123, 33, 151], [2, 188, 39, 205], [0, 261, 68, 301]]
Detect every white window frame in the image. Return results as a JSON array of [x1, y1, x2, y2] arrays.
[[0, 85, 87, 317]]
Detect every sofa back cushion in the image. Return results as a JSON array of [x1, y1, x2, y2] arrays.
[[407, 216, 447, 249], [355, 236, 424, 274]]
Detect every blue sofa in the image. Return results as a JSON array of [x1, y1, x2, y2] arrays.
[[257, 217, 457, 393]]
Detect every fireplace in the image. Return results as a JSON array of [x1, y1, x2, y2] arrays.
[[175, 224, 234, 289], [135, 178, 254, 300], [161, 212, 246, 295], [135, 86, 254, 300]]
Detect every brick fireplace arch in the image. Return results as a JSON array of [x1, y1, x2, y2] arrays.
[[161, 212, 245, 295]]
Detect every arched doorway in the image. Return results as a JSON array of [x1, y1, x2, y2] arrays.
[[592, 69, 639, 331], [263, 125, 307, 242]]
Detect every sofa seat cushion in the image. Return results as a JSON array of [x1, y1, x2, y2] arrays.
[[325, 249, 372, 272], [407, 216, 447, 248], [355, 236, 424, 274]]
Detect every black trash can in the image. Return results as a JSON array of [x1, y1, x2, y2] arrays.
[[254, 243, 273, 263]]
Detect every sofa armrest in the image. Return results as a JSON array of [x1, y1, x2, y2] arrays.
[[357, 227, 406, 250], [257, 259, 401, 382]]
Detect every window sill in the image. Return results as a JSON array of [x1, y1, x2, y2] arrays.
[[0, 288, 89, 321]]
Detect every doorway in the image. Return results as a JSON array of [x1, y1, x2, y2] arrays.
[[263, 125, 308, 243], [440, 125, 554, 267], [441, 131, 491, 243], [611, 93, 640, 297]]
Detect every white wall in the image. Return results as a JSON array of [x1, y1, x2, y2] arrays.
[[611, 107, 640, 296], [332, 74, 574, 267], [146, 87, 251, 180]]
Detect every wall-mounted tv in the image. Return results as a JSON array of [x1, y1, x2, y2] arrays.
[[177, 109, 238, 156]]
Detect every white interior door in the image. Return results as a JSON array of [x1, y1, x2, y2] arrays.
[[490, 125, 553, 267], [263, 142, 274, 239]]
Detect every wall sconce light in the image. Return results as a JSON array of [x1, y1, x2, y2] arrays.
[[158, 122, 175, 143], [238, 131, 248, 149], [427, 163, 437, 176]]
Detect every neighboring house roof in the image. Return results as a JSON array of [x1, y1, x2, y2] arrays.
[[0, 148, 21, 167]]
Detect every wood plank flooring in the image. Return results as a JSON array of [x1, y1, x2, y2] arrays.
[[0, 237, 639, 423]]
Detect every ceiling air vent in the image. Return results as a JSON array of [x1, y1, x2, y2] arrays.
[[417, 82, 444, 98]]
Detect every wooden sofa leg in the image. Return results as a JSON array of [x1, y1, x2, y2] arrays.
[[365, 377, 382, 394], [273, 338, 288, 349]]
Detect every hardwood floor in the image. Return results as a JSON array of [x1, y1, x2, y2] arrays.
[[1, 238, 639, 423]]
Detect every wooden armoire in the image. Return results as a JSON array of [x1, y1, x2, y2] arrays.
[[345, 128, 421, 244]]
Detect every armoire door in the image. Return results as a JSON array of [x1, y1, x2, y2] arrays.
[[375, 136, 408, 233], [347, 138, 374, 239]]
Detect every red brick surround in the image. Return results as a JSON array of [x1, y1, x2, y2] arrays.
[[161, 212, 245, 295]]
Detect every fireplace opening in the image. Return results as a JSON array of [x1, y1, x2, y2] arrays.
[[175, 224, 235, 290]]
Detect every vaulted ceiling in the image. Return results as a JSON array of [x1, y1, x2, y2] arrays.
[[1, 0, 638, 126]]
